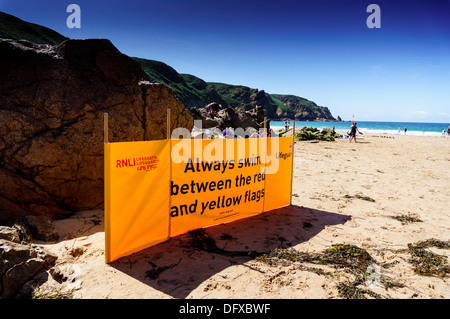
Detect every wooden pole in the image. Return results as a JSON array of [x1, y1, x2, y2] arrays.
[[290, 120, 295, 205], [262, 117, 268, 213], [104, 112, 109, 262], [263, 117, 267, 137], [104, 113, 109, 143], [167, 108, 172, 238], [167, 108, 171, 140]]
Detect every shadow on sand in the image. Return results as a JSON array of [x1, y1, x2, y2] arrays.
[[110, 204, 350, 298]]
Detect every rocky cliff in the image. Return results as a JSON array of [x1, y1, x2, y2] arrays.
[[271, 94, 336, 121], [189, 103, 266, 132], [0, 38, 193, 221], [135, 57, 336, 121]]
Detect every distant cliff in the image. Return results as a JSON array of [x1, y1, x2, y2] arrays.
[[134, 57, 336, 121], [271, 94, 336, 121]]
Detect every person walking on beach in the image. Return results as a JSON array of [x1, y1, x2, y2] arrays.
[[404, 127, 407, 135], [349, 122, 362, 143], [447, 126, 450, 137]]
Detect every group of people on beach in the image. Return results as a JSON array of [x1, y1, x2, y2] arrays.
[[442, 126, 450, 137], [397, 127, 408, 135]]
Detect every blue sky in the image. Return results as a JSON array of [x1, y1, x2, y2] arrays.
[[1, 0, 449, 122]]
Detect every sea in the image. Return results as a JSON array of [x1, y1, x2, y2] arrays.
[[270, 120, 450, 137]]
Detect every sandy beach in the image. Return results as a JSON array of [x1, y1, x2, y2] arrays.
[[33, 133, 450, 299]]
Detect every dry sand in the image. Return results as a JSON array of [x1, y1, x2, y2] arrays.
[[34, 134, 450, 299]]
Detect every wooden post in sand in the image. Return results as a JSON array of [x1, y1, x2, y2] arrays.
[[290, 120, 295, 205], [167, 108, 171, 140], [264, 117, 267, 136], [104, 113, 109, 143], [167, 108, 172, 238], [262, 117, 268, 213], [103, 112, 109, 262]]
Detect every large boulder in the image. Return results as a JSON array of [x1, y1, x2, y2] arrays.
[[0, 38, 193, 221]]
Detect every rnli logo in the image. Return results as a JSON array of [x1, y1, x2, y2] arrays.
[[116, 156, 159, 171]]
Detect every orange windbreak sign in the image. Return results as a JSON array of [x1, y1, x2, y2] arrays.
[[104, 136, 294, 263], [104, 140, 171, 263]]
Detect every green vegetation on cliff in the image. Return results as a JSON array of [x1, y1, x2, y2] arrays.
[[271, 94, 334, 121], [0, 11, 67, 45], [135, 56, 335, 121], [134, 58, 206, 108]]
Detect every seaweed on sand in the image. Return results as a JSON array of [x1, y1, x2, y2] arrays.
[[344, 194, 375, 202], [256, 244, 376, 273], [188, 229, 263, 258], [321, 244, 376, 274], [390, 214, 423, 225], [405, 239, 450, 278], [256, 244, 387, 298], [145, 259, 181, 280], [337, 281, 383, 299]]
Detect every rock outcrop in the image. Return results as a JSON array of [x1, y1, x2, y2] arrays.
[[189, 103, 266, 132], [271, 94, 336, 121], [0, 38, 193, 221], [0, 237, 57, 298]]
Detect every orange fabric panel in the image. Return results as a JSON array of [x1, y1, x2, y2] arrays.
[[104, 140, 170, 263], [104, 136, 294, 263], [264, 137, 294, 212]]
